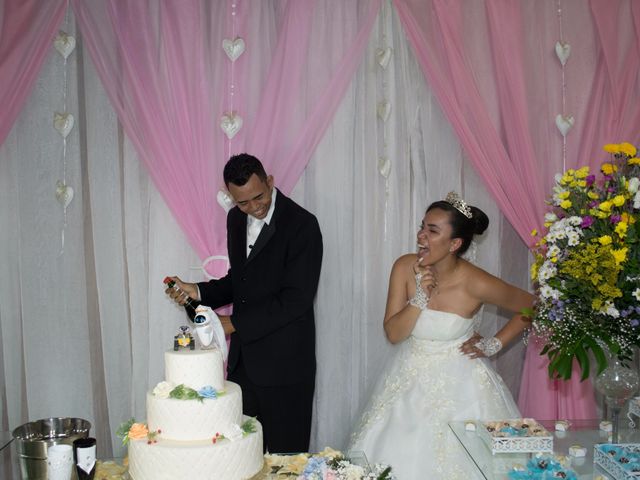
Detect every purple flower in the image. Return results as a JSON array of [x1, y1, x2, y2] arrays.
[[586, 175, 596, 186], [581, 216, 594, 228], [631, 319, 640, 328], [588, 201, 599, 208], [610, 214, 622, 224], [607, 186, 616, 193]]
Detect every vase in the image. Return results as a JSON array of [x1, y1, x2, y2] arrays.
[[594, 356, 640, 443]]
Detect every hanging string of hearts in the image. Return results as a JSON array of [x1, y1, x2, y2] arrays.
[[555, 0, 572, 171], [53, 15, 76, 256]]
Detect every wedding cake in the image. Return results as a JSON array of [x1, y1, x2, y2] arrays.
[[127, 347, 264, 480]]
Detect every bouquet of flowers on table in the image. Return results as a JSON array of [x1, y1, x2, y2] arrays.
[[529, 141, 640, 380], [264, 447, 394, 480]]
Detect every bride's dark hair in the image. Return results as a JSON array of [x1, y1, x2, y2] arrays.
[[426, 200, 489, 256]]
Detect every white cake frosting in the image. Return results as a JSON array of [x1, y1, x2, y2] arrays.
[[147, 381, 243, 441], [164, 348, 224, 391], [128, 347, 263, 480], [128, 416, 263, 480]]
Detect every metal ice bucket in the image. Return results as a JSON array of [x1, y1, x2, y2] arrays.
[[12, 417, 91, 480]]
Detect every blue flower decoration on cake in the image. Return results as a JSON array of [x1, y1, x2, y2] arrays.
[[197, 386, 218, 399]]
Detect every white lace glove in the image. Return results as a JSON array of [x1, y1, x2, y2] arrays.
[[474, 336, 503, 357], [408, 273, 429, 310]]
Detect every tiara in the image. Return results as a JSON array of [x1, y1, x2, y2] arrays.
[[445, 191, 472, 219]]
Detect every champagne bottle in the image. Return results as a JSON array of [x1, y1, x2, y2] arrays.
[[164, 276, 200, 321]]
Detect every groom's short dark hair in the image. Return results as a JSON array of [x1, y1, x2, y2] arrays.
[[223, 153, 268, 187]]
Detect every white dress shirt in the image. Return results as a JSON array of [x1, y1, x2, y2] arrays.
[[246, 188, 277, 257]]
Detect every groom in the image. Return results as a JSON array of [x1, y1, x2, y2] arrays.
[[166, 153, 323, 453]]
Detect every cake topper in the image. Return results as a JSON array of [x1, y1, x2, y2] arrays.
[[193, 306, 229, 360], [173, 326, 195, 351]]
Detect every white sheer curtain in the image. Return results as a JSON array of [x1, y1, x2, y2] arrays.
[[0, 3, 529, 457]]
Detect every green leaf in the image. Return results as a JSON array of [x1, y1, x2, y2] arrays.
[[574, 344, 590, 381], [584, 337, 608, 375]]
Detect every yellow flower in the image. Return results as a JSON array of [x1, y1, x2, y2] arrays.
[[612, 247, 628, 265], [615, 221, 628, 238], [560, 199, 572, 209], [629, 157, 640, 165], [620, 142, 637, 157], [612, 195, 626, 207], [558, 191, 570, 199], [588, 191, 600, 200], [621, 212, 636, 224], [576, 180, 587, 187], [599, 200, 613, 212], [603, 144, 621, 154], [531, 229, 538, 236], [602, 163, 617, 175], [575, 166, 590, 178], [598, 235, 613, 245]]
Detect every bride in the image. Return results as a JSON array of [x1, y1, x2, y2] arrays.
[[348, 192, 534, 479]]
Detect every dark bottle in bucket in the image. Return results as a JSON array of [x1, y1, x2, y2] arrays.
[[73, 437, 96, 480]]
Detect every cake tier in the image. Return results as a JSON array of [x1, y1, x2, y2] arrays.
[[147, 381, 243, 441], [128, 416, 263, 480], [165, 348, 224, 391]]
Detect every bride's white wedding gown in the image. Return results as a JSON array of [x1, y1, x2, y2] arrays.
[[348, 308, 520, 479]]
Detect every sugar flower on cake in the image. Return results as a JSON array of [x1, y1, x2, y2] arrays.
[[152, 381, 175, 398], [197, 385, 219, 399], [220, 423, 244, 441]]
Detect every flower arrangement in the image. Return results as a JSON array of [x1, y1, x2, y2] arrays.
[[530, 141, 640, 380], [265, 447, 394, 480]]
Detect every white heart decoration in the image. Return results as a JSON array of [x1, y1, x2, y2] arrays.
[[220, 112, 243, 139], [55, 181, 74, 209], [555, 41, 571, 66], [378, 157, 391, 179], [216, 190, 234, 213], [377, 101, 391, 122], [54, 31, 76, 60], [555, 114, 575, 137], [376, 47, 392, 69], [222, 37, 246, 62], [53, 112, 75, 138]]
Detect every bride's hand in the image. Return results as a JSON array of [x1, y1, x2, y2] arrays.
[[413, 258, 437, 296], [460, 333, 484, 358]]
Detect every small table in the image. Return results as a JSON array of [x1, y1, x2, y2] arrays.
[[449, 419, 640, 479]]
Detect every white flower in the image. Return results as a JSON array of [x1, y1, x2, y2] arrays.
[[221, 423, 244, 441], [629, 177, 640, 194], [538, 261, 557, 281], [554, 173, 563, 183], [567, 216, 582, 226], [567, 230, 581, 246], [546, 245, 561, 259], [634, 190, 640, 209], [153, 381, 175, 398], [540, 285, 561, 300], [544, 212, 558, 223], [633, 288, 640, 301], [603, 301, 620, 318]]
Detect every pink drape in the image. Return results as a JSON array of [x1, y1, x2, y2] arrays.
[[393, 0, 617, 418], [72, 0, 381, 278], [0, 0, 66, 146]]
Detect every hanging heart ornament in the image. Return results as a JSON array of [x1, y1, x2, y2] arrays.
[[378, 157, 391, 179], [222, 37, 246, 62], [377, 101, 391, 122], [555, 114, 575, 137], [53, 112, 75, 138], [54, 31, 76, 59], [216, 190, 234, 213], [55, 180, 74, 208], [555, 41, 571, 66], [376, 47, 392, 69], [220, 112, 243, 139]]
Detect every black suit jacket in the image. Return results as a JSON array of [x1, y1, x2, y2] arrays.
[[198, 190, 323, 387]]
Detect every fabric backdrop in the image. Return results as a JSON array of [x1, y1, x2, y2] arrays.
[[0, 2, 529, 457]]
